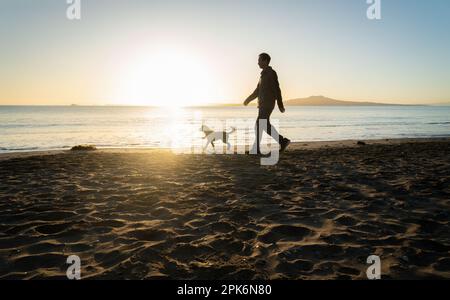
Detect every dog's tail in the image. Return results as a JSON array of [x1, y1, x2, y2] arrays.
[[228, 127, 237, 134]]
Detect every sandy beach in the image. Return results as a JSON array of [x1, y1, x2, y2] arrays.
[[0, 138, 449, 280]]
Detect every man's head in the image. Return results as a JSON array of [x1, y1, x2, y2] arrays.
[[258, 53, 271, 69]]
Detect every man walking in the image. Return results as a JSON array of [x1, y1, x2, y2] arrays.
[[244, 53, 290, 154]]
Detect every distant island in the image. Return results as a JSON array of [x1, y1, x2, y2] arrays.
[[284, 96, 411, 106]]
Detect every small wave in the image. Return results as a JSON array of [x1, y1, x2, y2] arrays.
[[0, 147, 40, 151], [426, 122, 450, 125]]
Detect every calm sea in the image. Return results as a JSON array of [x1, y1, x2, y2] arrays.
[[1, 105, 449, 153]]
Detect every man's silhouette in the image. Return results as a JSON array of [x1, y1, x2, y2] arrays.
[[244, 53, 290, 154]]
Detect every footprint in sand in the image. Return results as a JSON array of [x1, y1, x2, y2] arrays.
[[258, 225, 311, 244], [35, 222, 72, 235], [128, 229, 172, 242]]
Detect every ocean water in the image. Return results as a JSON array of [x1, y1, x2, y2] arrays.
[[1, 105, 449, 153]]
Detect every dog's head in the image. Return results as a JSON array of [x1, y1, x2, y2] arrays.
[[200, 124, 213, 133]]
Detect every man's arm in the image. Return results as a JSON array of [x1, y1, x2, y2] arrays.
[[243, 85, 259, 106], [272, 71, 285, 113]]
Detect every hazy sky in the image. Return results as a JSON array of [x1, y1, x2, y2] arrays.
[[1, 0, 450, 105]]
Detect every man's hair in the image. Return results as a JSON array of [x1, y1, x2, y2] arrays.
[[259, 53, 271, 63]]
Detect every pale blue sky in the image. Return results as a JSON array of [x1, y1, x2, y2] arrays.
[[1, 0, 449, 105]]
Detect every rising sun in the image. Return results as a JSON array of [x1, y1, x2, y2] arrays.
[[116, 47, 218, 107]]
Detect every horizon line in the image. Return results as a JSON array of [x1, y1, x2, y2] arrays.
[[1, 96, 449, 107], [1, 95, 449, 107]]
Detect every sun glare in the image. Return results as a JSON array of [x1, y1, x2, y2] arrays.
[[116, 48, 218, 107]]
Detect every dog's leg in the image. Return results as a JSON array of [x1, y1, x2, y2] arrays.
[[203, 140, 209, 152]]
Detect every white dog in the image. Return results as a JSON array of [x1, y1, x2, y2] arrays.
[[200, 125, 236, 151]]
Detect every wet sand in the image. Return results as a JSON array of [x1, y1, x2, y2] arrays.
[[0, 138, 449, 279]]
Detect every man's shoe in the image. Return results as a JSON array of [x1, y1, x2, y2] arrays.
[[280, 138, 291, 152], [245, 150, 263, 156]]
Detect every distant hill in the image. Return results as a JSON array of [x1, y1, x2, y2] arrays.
[[285, 96, 406, 106], [195, 96, 429, 107]]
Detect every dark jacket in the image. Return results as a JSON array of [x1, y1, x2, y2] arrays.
[[246, 66, 284, 110]]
